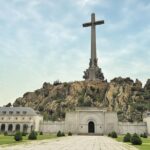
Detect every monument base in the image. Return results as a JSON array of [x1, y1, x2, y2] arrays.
[[83, 66, 104, 81]]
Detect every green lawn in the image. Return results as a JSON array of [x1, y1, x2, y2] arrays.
[[116, 136, 150, 150], [0, 134, 57, 146]]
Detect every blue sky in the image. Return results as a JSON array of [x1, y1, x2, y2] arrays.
[[0, 0, 150, 106]]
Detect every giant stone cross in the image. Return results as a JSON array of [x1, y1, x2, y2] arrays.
[[83, 13, 105, 81]]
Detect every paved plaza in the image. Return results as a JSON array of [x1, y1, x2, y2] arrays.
[[0, 136, 138, 150]]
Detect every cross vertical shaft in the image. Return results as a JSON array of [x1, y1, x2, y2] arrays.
[[91, 13, 96, 67]]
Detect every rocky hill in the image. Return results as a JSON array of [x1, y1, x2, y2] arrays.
[[13, 77, 150, 122]]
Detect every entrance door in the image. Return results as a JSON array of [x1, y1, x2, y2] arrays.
[[88, 121, 95, 133]]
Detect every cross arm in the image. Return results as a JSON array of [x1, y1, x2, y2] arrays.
[[94, 20, 104, 25], [83, 22, 92, 27]]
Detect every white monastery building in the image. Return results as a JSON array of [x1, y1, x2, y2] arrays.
[[0, 107, 150, 135], [0, 107, 43, 133]]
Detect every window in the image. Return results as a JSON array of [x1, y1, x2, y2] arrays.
[[22, 117, 25, 120], [9, 111, 13, 115], [2, 111, 6, 115], [23, 111, 27, 115], [16, 117, 18, 120], [16, 111, 20, 115], [1, 117, 4, 120]]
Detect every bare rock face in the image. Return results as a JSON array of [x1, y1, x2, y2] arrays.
[[13, 77, 150, 122], [144, 79, 150, 90]]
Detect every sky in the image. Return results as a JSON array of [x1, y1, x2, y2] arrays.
[[0, 0, 150, 106]]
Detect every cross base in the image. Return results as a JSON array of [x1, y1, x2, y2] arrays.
[[83, 66, 104, 81]]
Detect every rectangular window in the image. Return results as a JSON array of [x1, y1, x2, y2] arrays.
[[2, 111, 6, 114], [9, 111, 13, 115], [16, 111, 20, 115], [23, 111, 27, 115]]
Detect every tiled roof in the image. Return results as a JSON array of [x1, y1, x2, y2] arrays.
[[0, 107, 38, 116]]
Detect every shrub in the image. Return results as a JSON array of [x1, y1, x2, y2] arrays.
[[28, 131, 37, 140], [39, 131, 43, 135], [111, 131, 117, 138], [53, 80, 61, 86], [61, 132, 65, 136], [108, 133, 112, 137], [140, 133, 143, 137], [4, 131, 8, 136], [143, 132, 148, 138], [123, 133, 131, 142], [22, 132, 28, 136], [131, 133, 142, 145], [14, 132, 22, 141], [57, 131, 62, 137], [68, 132, 72, 136]]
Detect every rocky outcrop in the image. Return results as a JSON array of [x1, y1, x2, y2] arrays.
[[13, 77, 150, 122]]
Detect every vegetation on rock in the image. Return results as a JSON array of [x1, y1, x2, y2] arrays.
[[13, 78, 150, 122]]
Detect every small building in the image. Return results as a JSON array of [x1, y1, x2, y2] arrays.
[[0, 107, 43, 133], [65, 107, 118, 134], [41, 107, 118, 135]]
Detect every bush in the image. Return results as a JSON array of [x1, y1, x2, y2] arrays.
[[28, 131, 37, 140], [39, 131, 43, 135], [123, 133, 131, 142], [111, 131, 117, 138], [14, 132, 22, 141], [108, 131, 117, 138], [22, 132, 27, 136], [131, 133, 142, 145], [4, 131, 8, 136], [108, 133, 112, 137], [61, 132, 65, 136], [57, 131, 62, 137], [143, 133, 148, 138], [68, 132, 72, 136], [140, 133, 143, 137], [53, 80, 61, 86]]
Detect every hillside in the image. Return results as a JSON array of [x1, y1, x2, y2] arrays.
[[13, 77, 150, 122]]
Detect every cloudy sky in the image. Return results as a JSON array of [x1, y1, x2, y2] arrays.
[[0, 0, 150, 106]]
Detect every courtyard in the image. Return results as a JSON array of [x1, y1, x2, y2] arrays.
[[0, 135, 138, 150]]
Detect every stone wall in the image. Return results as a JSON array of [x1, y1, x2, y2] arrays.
[[144, 117, 150, 135], [105, 112, 118, 134], [40, 121, 65, 133], [118, 122, 147, 135]]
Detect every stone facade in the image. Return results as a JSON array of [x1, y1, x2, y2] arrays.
[[40, 107, 150, 135], [65, 107, 118, 134], [1, 107, 150, 135], [0, 107, 43, 133], [41, 107, 118, 135]]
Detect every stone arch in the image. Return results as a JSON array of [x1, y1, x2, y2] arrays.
[[1, 124, 5, 132], [88, 121, 95, 133], [15, 124, 20, 131], [8, 124, 13, 132], [80, 114, 99, 126], [23, 124, 28, 133], [86, 118, 97, 125]]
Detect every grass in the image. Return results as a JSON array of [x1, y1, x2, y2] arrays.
[[116, 135, 150, 150], [0, 134, 57, 146]]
